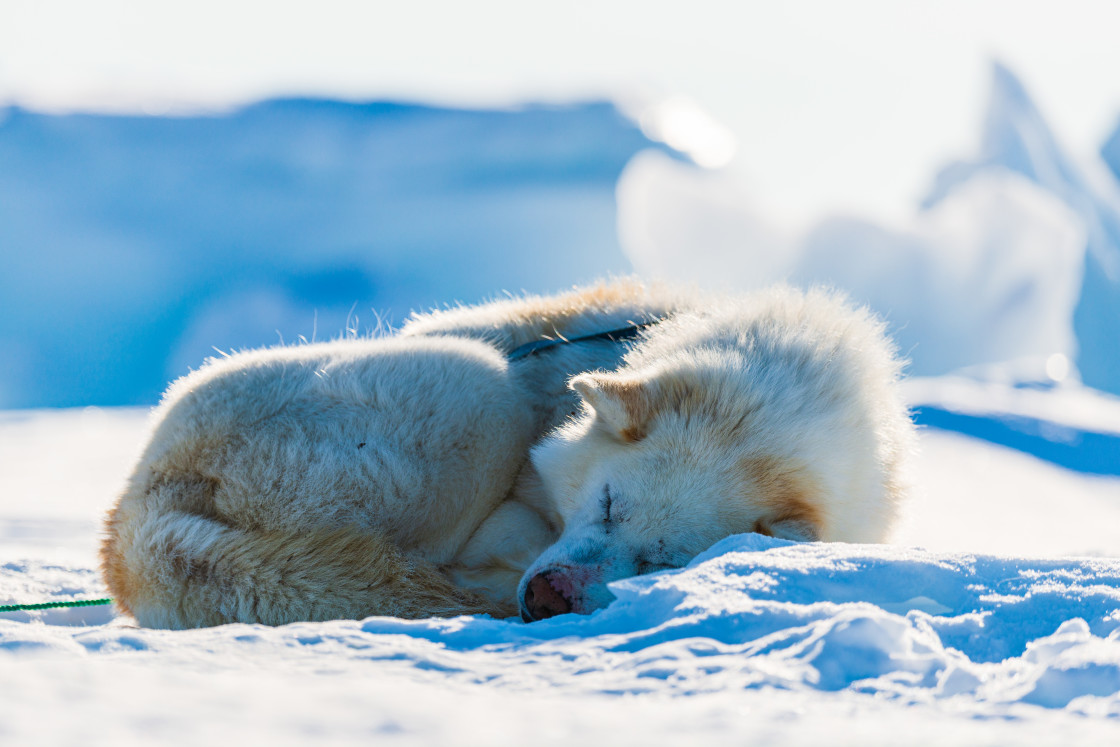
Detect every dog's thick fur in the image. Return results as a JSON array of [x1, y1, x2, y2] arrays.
[[518, 286, 914, 619], [101, 280, 684, 627], [101, 281, 914, 629]]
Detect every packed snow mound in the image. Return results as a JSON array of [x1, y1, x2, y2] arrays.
[[619, 62, 1120, 390], [0, 100, 675, 410], [5, 534, 1120, 714]]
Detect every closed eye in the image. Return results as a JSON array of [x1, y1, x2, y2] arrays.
[[601, 485, 612, 524], [636, 538, 676, 575]]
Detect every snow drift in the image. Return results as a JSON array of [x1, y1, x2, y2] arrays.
[[9, 533, 1120, 708], [3, 390, 1120, 744], [5, 533, 1120, 744]]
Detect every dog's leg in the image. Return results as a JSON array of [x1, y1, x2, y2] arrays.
[[102, 482, 500, 629]]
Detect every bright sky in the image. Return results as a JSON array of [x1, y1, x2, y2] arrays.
[[4, 1, 1120, 225]]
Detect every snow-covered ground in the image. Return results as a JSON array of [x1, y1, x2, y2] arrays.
[[3, 381, 1120, 745]]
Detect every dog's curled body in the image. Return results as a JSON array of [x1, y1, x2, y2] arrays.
[[102, 280, 915, 628], [101, 280, 684, 628]]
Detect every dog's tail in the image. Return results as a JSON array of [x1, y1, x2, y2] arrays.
[[100, 477, 498, 629]]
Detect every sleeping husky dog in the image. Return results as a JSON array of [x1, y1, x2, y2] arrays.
[[100, 280, 913, 628]]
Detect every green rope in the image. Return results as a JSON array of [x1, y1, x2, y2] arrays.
[[0, 598, 114, 612]]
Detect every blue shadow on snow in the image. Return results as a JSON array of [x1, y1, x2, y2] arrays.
[[912, 405, 1120, 477]]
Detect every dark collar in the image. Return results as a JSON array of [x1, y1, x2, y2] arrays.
[[507, 320, 659, 362]]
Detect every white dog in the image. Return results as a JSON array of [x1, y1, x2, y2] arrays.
[[101, 280, 684, 627], [518, 286, 914, 620], [100, 281, 913, 628]]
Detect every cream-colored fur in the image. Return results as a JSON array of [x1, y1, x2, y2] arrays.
[[101, 280, 685, 628], [101, 281, 913, 629], [518, 286, 914, 620]]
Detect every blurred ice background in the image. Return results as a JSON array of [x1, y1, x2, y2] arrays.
[[2, 0, 1120, 408]]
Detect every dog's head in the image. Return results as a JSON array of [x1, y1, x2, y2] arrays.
[[518, 362, 825, 622]]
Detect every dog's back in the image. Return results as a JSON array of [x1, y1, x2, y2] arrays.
[[102, 279, 692, 628], [101, 335, 536, 627]]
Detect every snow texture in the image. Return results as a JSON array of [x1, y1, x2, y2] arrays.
[[2, 390, 1120, 745], [5, 537, 1120, 708]]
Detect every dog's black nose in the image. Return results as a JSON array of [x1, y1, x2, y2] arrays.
[[521, 570, 572, 622]]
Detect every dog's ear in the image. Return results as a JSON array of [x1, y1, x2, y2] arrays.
[[570, 372, 654, 443]]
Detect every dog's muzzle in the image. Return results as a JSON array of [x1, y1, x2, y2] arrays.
[[520, 570, 573, 622]]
